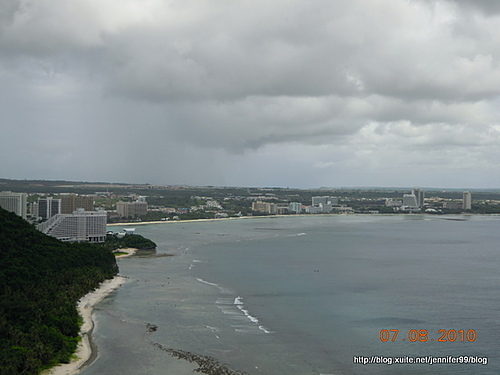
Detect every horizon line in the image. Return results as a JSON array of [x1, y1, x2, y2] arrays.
[[1, 177, 499, 192]]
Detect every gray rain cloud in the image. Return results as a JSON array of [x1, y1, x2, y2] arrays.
[[1, 0, 500, 188]]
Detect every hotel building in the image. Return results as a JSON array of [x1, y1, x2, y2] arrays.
[[61, 194, 94, 214], [288, 202, 303, 214], [116, 201, 148, 218], [252, 201, 278, 214], [37, 209, 107, 243], [412, 188, 425, 208], [0, 191, 27, 219], [311, 196, 338, 213], [463, 191, 472, 210], [402, 194, 419, 208], [37, 197, 62, 220]]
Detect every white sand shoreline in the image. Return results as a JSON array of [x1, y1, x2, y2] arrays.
[[107, 214, 317, 227], [107, 213, 487, 228], [107, 216, 247, 226], [114, 247, 138, 258], [41, 245, 217, 375], [42, 251, 135, 375]]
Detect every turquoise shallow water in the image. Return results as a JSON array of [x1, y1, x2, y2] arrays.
[[82, 215, 500, 374]]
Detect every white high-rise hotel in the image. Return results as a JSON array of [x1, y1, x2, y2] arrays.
[[0, 191, 27, 219], [463, 191, 472, 210], [37, 209, 107, 243], [402, 194, 418, 207], [412, 188, 425, 208]]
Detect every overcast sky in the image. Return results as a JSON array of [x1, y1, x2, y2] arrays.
[[2, 0, 500, 188]]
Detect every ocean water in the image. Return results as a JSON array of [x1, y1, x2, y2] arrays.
[[81, 215, 500, 374]]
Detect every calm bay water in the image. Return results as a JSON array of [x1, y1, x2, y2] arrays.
[[82, 215, 500, 374]]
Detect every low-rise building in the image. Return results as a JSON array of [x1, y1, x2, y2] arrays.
[[305, 205, 323, 214], [385, 198, 403, 207], [443, 202, 463, 210]]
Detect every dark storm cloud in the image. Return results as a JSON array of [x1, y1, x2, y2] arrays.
[[447, 0, 500, 14], [97, 5, 360, 102], [1, 0, 500, 187]]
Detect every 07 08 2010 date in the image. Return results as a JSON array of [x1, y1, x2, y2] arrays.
[[379, 329, 476, 342]]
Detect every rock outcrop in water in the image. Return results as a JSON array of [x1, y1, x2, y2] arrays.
[[151, 341, 250, 375]]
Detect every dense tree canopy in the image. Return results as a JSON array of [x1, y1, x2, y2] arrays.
[[102, 233, 157, 252], [0, 208, 118, 375]]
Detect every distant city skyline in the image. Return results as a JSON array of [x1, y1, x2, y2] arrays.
[[2, 1, 500, 189]]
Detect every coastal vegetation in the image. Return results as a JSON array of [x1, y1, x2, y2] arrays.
[[102, 233, 157, 251], [0, 208, 118, 375]]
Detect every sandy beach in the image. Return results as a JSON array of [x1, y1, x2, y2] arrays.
[[114, 247, 138, 258], [107, 216, 245, 227], [42, 272, 129, 375], [43, 247, 212, 375], [43, 276, 127, 375], [107, 213, 356, 228]]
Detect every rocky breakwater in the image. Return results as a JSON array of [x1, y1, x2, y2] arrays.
[[147, 324, 250, 375]]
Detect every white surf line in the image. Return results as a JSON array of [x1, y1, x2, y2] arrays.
[[234, 296, 274, 334], [195, 277, 219, 287]]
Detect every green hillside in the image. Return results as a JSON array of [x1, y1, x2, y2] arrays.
[[0, 208, 118, 375]]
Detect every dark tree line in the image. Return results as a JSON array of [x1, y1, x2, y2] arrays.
[[0, 208, 118, 375], [102, 233, 157, 251]]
